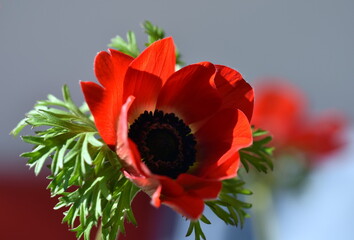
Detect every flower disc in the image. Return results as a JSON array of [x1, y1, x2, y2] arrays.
[[128, 110, 196, 179]]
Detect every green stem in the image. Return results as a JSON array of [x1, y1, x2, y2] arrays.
[[95, 223, 102, 240], [251, 181, 279, 240]]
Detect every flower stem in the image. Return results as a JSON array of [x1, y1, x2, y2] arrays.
[[95, 223, 102, 240], [251, 181, 279, 240]]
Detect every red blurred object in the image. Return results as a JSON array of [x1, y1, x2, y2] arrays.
[[118, 192, 171, 240], [0, 163, 172, 240], [0, 167, 76, 240], [252, 79, 346, 165]]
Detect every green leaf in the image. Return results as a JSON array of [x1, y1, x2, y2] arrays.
[[240, 128, 274, 173], [82, 133, 93, 165], [142, 20, 165, 46], [108, 21, 185, 66], [108, 31, 140, 58], [10, 118, 28, 137], [11, 85, 140, 240], [219, 178, 252, 226], [186, 178, 252, 239], [186, 220, 206, 240]]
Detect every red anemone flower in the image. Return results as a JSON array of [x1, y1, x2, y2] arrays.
[[252, 79, 346, 164], [81, 37, 254, 219]]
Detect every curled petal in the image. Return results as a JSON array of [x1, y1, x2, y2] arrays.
[[149, 174, 221, 219], [152, 177, 199, 219], [80, 81, 117, 148], [176, 174, 222, 200], [117, 96, 162, 204], [157, 62, 221, 124], [116, 96, 150, 177], [161, 193, 204, 220], [94, 49, 134, 90], [213, 65, 254, 121], [194, 109, 252, 179], [124, 170, 160, 201], [198, 151, 241, 180]]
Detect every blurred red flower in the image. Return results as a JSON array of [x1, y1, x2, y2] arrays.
[[81, 38, 254, 219], [252, 79, 346, 165]]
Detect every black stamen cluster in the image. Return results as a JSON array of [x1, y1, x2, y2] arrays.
[[128, 110, 197, 179]]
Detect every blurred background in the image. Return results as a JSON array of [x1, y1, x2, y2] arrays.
[[1, 0, 353, 239]]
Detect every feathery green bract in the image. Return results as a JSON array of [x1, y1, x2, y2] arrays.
[[240, 128, 274, 173], [109, 21, 184, 66], [11, 85, 139, 240], [186, 217, 208, 240], [142, 20, 165, 47], [109, 31, 140, 58], [186, 178, 252, 239]]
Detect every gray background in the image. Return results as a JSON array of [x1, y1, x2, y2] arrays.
[[1, 0, 353, 156], [1, 1, 354, 240]]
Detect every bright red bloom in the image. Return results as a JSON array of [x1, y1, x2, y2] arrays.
[[81, 38, 254, 219], [252, 79, 346, 164]]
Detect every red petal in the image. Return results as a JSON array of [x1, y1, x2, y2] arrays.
[[128, 37, 176, 85], [156, 176, 184, 197], [124, 170, 160, 201], [198, 152, 241, 180], [96, 49, 134, 113], [251, 80, 306, 146], [149, 174, 221, 219], [83, 50, 133, 148], [162, 194, 204, 220], [123, 68, 163, 121], [291, 113, 346, 158], [94, 49, 133, 90], [212, 65, 254, 121], [156, 177, 205, 219], [116, 96, 150, 177], [194, 109, 252, 179], [156, 62, 222, 124], [80, 81, 117, 148], [122, 38, 176, 120], [176, 174, 222, 199]]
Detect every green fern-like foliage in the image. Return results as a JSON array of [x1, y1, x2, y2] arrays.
[[240, 128, 274, 173], [109, 20, 184, 66], [11, 86, 139, 240], [185, 178, 252, 240]]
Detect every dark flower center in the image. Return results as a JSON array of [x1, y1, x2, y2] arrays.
[[128, 110, 197, 179]]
